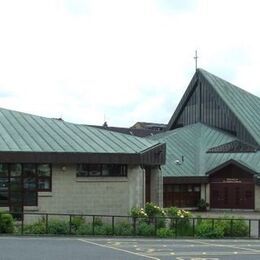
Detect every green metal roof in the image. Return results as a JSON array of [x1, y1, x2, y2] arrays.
[[198, 69, 260, 145], [0, 107, 162, 154], [167, 69, 260, 146], [150, 123, 260, 177]]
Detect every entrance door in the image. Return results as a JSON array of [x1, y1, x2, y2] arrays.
[[210, 163, 255, 209], [210, 183, 254, 209]]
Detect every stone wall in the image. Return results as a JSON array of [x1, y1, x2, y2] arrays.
[[150, 167, 163, 207], [255, 185, 260, 210]]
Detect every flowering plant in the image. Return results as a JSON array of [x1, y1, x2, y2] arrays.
[[144, 202, 166, 218], [130, 207, 148, 218]]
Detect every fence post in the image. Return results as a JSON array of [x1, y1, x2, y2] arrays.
[[154, 217, 157, 236], [92, 216, 95, 235], [45, 214, 48, 234], [192, 218, 195, 237], [258, 220, 260, 239], [69, 215, 72, 234], [175, 218, 178, 238], [133, 217, 136, 236], [230, 219, 233, 237], [21, 212, 24, 235], [248, 220, 251, 238], [112, 216, 115, 236]]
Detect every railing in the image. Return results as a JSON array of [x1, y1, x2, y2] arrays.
[[1, 211, 260, 238]]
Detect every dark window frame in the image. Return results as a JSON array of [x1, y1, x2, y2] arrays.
[[76, 164, 127, 177], [37, 164, 52, 192], [0, 163, 52, 208]]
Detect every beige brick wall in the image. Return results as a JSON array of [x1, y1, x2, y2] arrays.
[[37, 164, 145, 215]]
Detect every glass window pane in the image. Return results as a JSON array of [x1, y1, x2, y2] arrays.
[[76, 164, 88, 177], [24, 177, 37, 190], [102, 164, 127, 177], [23, 164, 36, 177], [38, 164, 51, 177], [0, 178, 8, 190], [10, 164, 22, 177], [0, 191, 8, 205], [0, 164, 8, 177], [38, 178, 50, 190], [88, 164, 101, 176]]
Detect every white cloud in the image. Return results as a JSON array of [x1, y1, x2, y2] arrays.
[[0, 0, 259, 127]]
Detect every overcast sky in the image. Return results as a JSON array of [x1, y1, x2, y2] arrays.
[[0, 0, 259, 127]]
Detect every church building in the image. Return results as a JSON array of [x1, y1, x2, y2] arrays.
[[150, 69, 260, 210]]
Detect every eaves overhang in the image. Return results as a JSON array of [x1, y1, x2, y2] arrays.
[[0, 143, 166, 165]]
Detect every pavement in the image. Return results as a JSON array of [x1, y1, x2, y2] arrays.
[[1, 236, 260, 259], [196, 210, 260, 219]]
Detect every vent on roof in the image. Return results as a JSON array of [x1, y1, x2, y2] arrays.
[[207, 140, 258, 153]]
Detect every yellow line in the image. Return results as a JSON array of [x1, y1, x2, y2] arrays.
[[189, 240, 260, 254], [77, 239, 160, 260]]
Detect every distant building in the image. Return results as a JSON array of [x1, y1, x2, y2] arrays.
[[131, 122, 167, 132], [88, 122, 166, 137]]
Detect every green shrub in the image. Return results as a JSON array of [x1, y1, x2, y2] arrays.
[[23, 218, 46, 234], [93, 217, 103, 226], [156, 227, 174, 238], [75, 223, 92, 235], [230, 219, 249, 237], [47, 220, 69, 234], [94, 223, 113, 235], [195, 219, 224, 238], [144, 203, 166, 218], [70, 216, 86, 234], [167, 207, 192, 236], [216, 217, 249, 237], [0, 213, 15, 233], [137, 222, 154, 236], [197, 199, 209, 211], [114, 221, 133, 236]]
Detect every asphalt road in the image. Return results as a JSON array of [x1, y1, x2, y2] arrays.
[[1, 237, 260, 260]]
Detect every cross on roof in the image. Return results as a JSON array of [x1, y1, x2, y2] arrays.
[[194, 50, 198, 71]]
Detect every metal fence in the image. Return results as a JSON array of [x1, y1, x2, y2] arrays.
[[1, 211, 260, 238]]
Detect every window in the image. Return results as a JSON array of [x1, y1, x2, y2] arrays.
[[0, 164, 8, 206], [76, 164, 127, 177], [37, 164, 51, 191]]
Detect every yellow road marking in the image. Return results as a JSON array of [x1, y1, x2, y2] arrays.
[[189, 240, 260, 254], [78, 239, 160, 260]]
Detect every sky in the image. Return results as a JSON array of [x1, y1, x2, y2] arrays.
[[0, 0, 260, 127]]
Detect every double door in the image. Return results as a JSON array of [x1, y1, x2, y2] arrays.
[[210, 183, 254, 209]]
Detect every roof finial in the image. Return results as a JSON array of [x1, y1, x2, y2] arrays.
[[194, 50, 198, 71]]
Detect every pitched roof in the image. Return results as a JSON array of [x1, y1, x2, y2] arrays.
[[150, 123, 260, 177], [167, 69, 260, 145], [199, 69, 260, 145], [0, 107, 165, 164]]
